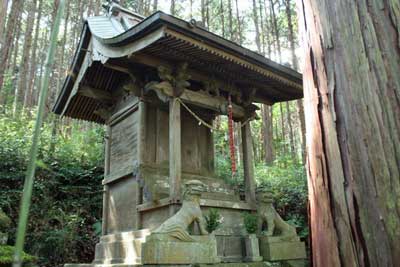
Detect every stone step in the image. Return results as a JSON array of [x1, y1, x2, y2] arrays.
[[94, 230, 151, 265]]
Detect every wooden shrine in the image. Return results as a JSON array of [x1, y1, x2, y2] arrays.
[[53, 2, 303, 266]]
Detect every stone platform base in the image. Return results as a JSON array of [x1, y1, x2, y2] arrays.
[[142, 234, 220, 265], [65, 265, 138, 267], [258, 236, 306, 262], [65, 262, 282, 267]]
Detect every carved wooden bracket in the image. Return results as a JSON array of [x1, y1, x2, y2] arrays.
[[157, 62, 191, 97]]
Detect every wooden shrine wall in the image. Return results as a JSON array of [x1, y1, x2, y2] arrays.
[[143, 104, 214, 176]]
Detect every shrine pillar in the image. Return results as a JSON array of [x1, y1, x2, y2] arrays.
[[169, 98, 182, 206], [242, 122, 256, 206]]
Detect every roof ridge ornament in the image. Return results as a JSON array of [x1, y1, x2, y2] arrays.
[[102, 0, 145, 20], [102, 0, 120, 16]]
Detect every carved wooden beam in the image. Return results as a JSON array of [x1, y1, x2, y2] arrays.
[[78, 85, 113, 104], [144, 81, 248, 119], [129, 52, 276, 105]]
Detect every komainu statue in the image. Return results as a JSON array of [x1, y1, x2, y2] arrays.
[[256, 189, 298, 241], [153, 179, 209, 241]]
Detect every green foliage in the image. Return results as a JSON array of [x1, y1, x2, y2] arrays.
[[255, 155, 308, 239], [204, 209, 223, 233], [0, 109, 104, 267], [213, 115, 308, 240], [0, 245, 37, 266], [243, 213, 258, 234], [0, 211, 11, 232]]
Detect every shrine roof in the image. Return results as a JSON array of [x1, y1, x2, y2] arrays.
[[53, 3, 303, 124]]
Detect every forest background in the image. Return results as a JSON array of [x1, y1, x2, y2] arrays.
[[0, 0, 308, 266]]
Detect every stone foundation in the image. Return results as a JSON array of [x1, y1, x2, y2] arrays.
[[141, 234, 220, 265], [65, 263, 283, 267], [258, 236, 306, 262]]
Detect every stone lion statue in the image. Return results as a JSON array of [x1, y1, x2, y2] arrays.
[[153, 180, 209, 242], [256, 189, 298, 241]]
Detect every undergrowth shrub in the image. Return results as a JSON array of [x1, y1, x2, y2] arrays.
[[204, 209, 223, 233], [243, 213, 258, 234], [0, 245, 37, 267], [0, 109, 104, 267]]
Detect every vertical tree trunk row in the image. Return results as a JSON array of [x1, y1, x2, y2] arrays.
[[24, 0, 43, 108], [0, 0, 23, 93]]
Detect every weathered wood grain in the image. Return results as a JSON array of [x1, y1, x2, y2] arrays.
[[109, 111, 139, 179], [242, 123, 256, 206], [298, 0, 400, 266], [169, 98, 181, 201]]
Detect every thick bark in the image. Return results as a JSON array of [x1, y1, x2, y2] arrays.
[[0, 0, 9, 48], [298, 0, 400, 266], [0, 0, 23, 93]]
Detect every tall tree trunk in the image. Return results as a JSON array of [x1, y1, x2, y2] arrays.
[[259, 0, 275, 164], [0, 0, 9, 48], [0, 0, 23, 93], [201, 0, 206, 26], [205, 0, 210, 30], [228, 0, 233, 41], [2, 11, 21, 107], [170, 0, 175, 16], [252, 0, 261, 53], [258, 0, 266, 55], [17, 0, 37, 109], [220, 0, 225, 38], [285, 0, 306, 164], [269, 0, 281, 62], [153, 0, 158, 12], [34, 30, 48, 106], [285, 102, 295, 159], [25, 0, 43, 108], [261, 104, 274, 164], [279, 102, 285, 154], [235, 0, 242, 44], [298, 0, 400, 266], [137, 0, 144, 14], [94, 0, 101, 15]]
